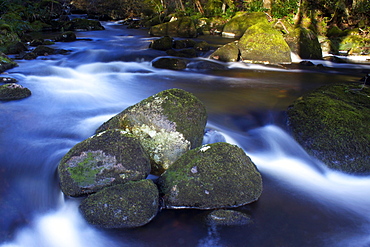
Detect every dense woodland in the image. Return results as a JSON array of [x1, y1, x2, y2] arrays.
[[0, 0, 369, 54]]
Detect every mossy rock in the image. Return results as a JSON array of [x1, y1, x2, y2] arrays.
[[222, 12, 268, 38], [80, 179, 159, 228], [54, 31, 77, 42], [58, 129, 151, 197], [210, 41, 240, 62], [287, 83, 370, 174], [174, 39, 197, 49], [6, 42, 28, 55], [150, 36, 174, 51], [166, 48, 197, 58], [238, 22, 292, 64], [64, 18, 105, 31], [339, 30, 370, 55], [96, 89, 207, 175], [285, 27, 322, 59], [0, 53, 18, 73], [149, 17, 197, 38], [33, 45, 56, 56], [0, 83, 31, 101], [152, 57, 187, 70], [158, 142, 263, 209], [194, 41, 210, 52], [207, 209, 252, 226]]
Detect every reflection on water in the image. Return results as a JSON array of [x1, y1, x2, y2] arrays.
[[1, 22, 370, 247]]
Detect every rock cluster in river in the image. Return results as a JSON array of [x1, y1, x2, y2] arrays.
[[57, 88, 263, 228], [0, 77, 31, 101]]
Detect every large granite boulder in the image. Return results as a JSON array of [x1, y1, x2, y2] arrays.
[[80, 179, 159, 228], [222, 12, 268, 38], [0, 83, 31, 101], [158, 142, 263, 209], [284, 27, 322, 59], [58, 129, 151, 197], [287, 83, 370, 174], [210, 41, 240, 62], [238, 22, 292, 64], [96, 89, 207, 175], [149, 17, 197, 38]]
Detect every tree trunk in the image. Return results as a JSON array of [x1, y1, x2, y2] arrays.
[[263, 0, 272, 10]]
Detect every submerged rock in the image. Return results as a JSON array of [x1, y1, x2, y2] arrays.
[[207, 209, 252, 226], [96, 88, 207, 175], [58, 129, 151, 197], [80, 179, 159, 228], [238, 22, 292, 64], [0, 83, 31, 100], [158, 142, 263, 209], [287, 83, 370, 174], [150, 36, 174, 51]]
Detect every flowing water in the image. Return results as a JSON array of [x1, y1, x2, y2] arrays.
[[1, 21, 370, 247]]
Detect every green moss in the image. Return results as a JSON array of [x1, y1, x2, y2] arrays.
[[287, 83, 370, 174], [67, 152, 103, 186], [222, 12, 268, 38]]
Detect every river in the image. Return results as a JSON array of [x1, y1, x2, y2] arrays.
[[1, 21, 370, 247]]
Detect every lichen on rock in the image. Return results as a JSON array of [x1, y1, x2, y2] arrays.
[[158, 142, 263, 209], [79, 179, 159, 228], [58, 129, 151, 196], [96, 88, 207, 175], [0, 83, 31, 101]]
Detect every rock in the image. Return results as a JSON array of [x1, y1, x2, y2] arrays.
[[80, 179, 159, 228], [158, 142, 263, 209], [0, 83, 31, 101], [149, 17, 197, 38], [0, 53, 18, 73], [20, 52, 38, 60], [96, 88, 207, 175], [174, 39, 197, 49], [54, 31, 77, 42], [64, 18, 105, 31], [287, 83, 370, 174], [33, 45, 55, 56], [0, 77, 17, 83], [150, 36, 174, 51], [238, 22, 292, 64], [166, 48, 197, 58], [6, 42, 28, 55], [152, 57, 187, 70], [187, 60, 228, 71], [58, 129, 151, 197], [207, 209, 252, 226], [194, 41, 210, 52], [210, 41, 240, 62], [284, 27, 322, 59], [222, 12, 268, 38]]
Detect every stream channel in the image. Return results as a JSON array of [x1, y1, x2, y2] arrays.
[[1, 21, 370, 247]]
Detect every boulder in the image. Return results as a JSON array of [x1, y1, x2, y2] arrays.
[[0, 53, 17, 73], [149, 17, 197, 38], [33, 45, 55, 56], [0, 77, 17, 83], [54, 31, 77, 42], [287, 83, 370, 174], [238, 22, 292, 64], [158, 142, 263, 209], [207, 209, 252, 226], [284, 27, 322, 59], [210, 41, 240, 62], [150, 36, 174, 51], [58, 129, 151, 197], [96, 89, 207, 175], [0, 83, 31, 100], [222, 12, 268, 38], [174, 39, 197, 49], [64, 18, 105, 31], [6, 42, 28, 55], [80, 179, 159, 228], [194, 41, 210, 52], [166, 48, 197, 58], [152, 57, 187, 70]]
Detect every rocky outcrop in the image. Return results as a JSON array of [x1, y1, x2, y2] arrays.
[[238, 22, 292, 64], [96, 89, 207, 175], [287, 83, 370, 174], [58, 129, 151, 197], [158, 142, 263, 209], [149, 17, 197, 38], [222, 12, 268, 38], [0, 83, 31, 101], [80, 179, 159, 228]]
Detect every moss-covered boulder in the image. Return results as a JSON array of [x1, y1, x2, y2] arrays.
[[54, 31, 77, 42], [149, 17, 197, 38], [222, 12, 268, 38], [58, 129, 151, 197], [207, 209, 252, 226], [166, 48, 197, 58], [0, 53, 17, 73], [287, 83, 370, 174], [158, 142, 263, 209], [238, 22, 292, 64], [6, 42, 28, 55], [96, 89, 207, 175], [174, 39, 197, 49], [150, 36, 174, 51], [284, 27, 322, 59], [0, 83, 31, 101], [152, 57, 187, 70], [80, 179, 159, 228], [210, 41, 240, 62], [64, 18, 105, 31]]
